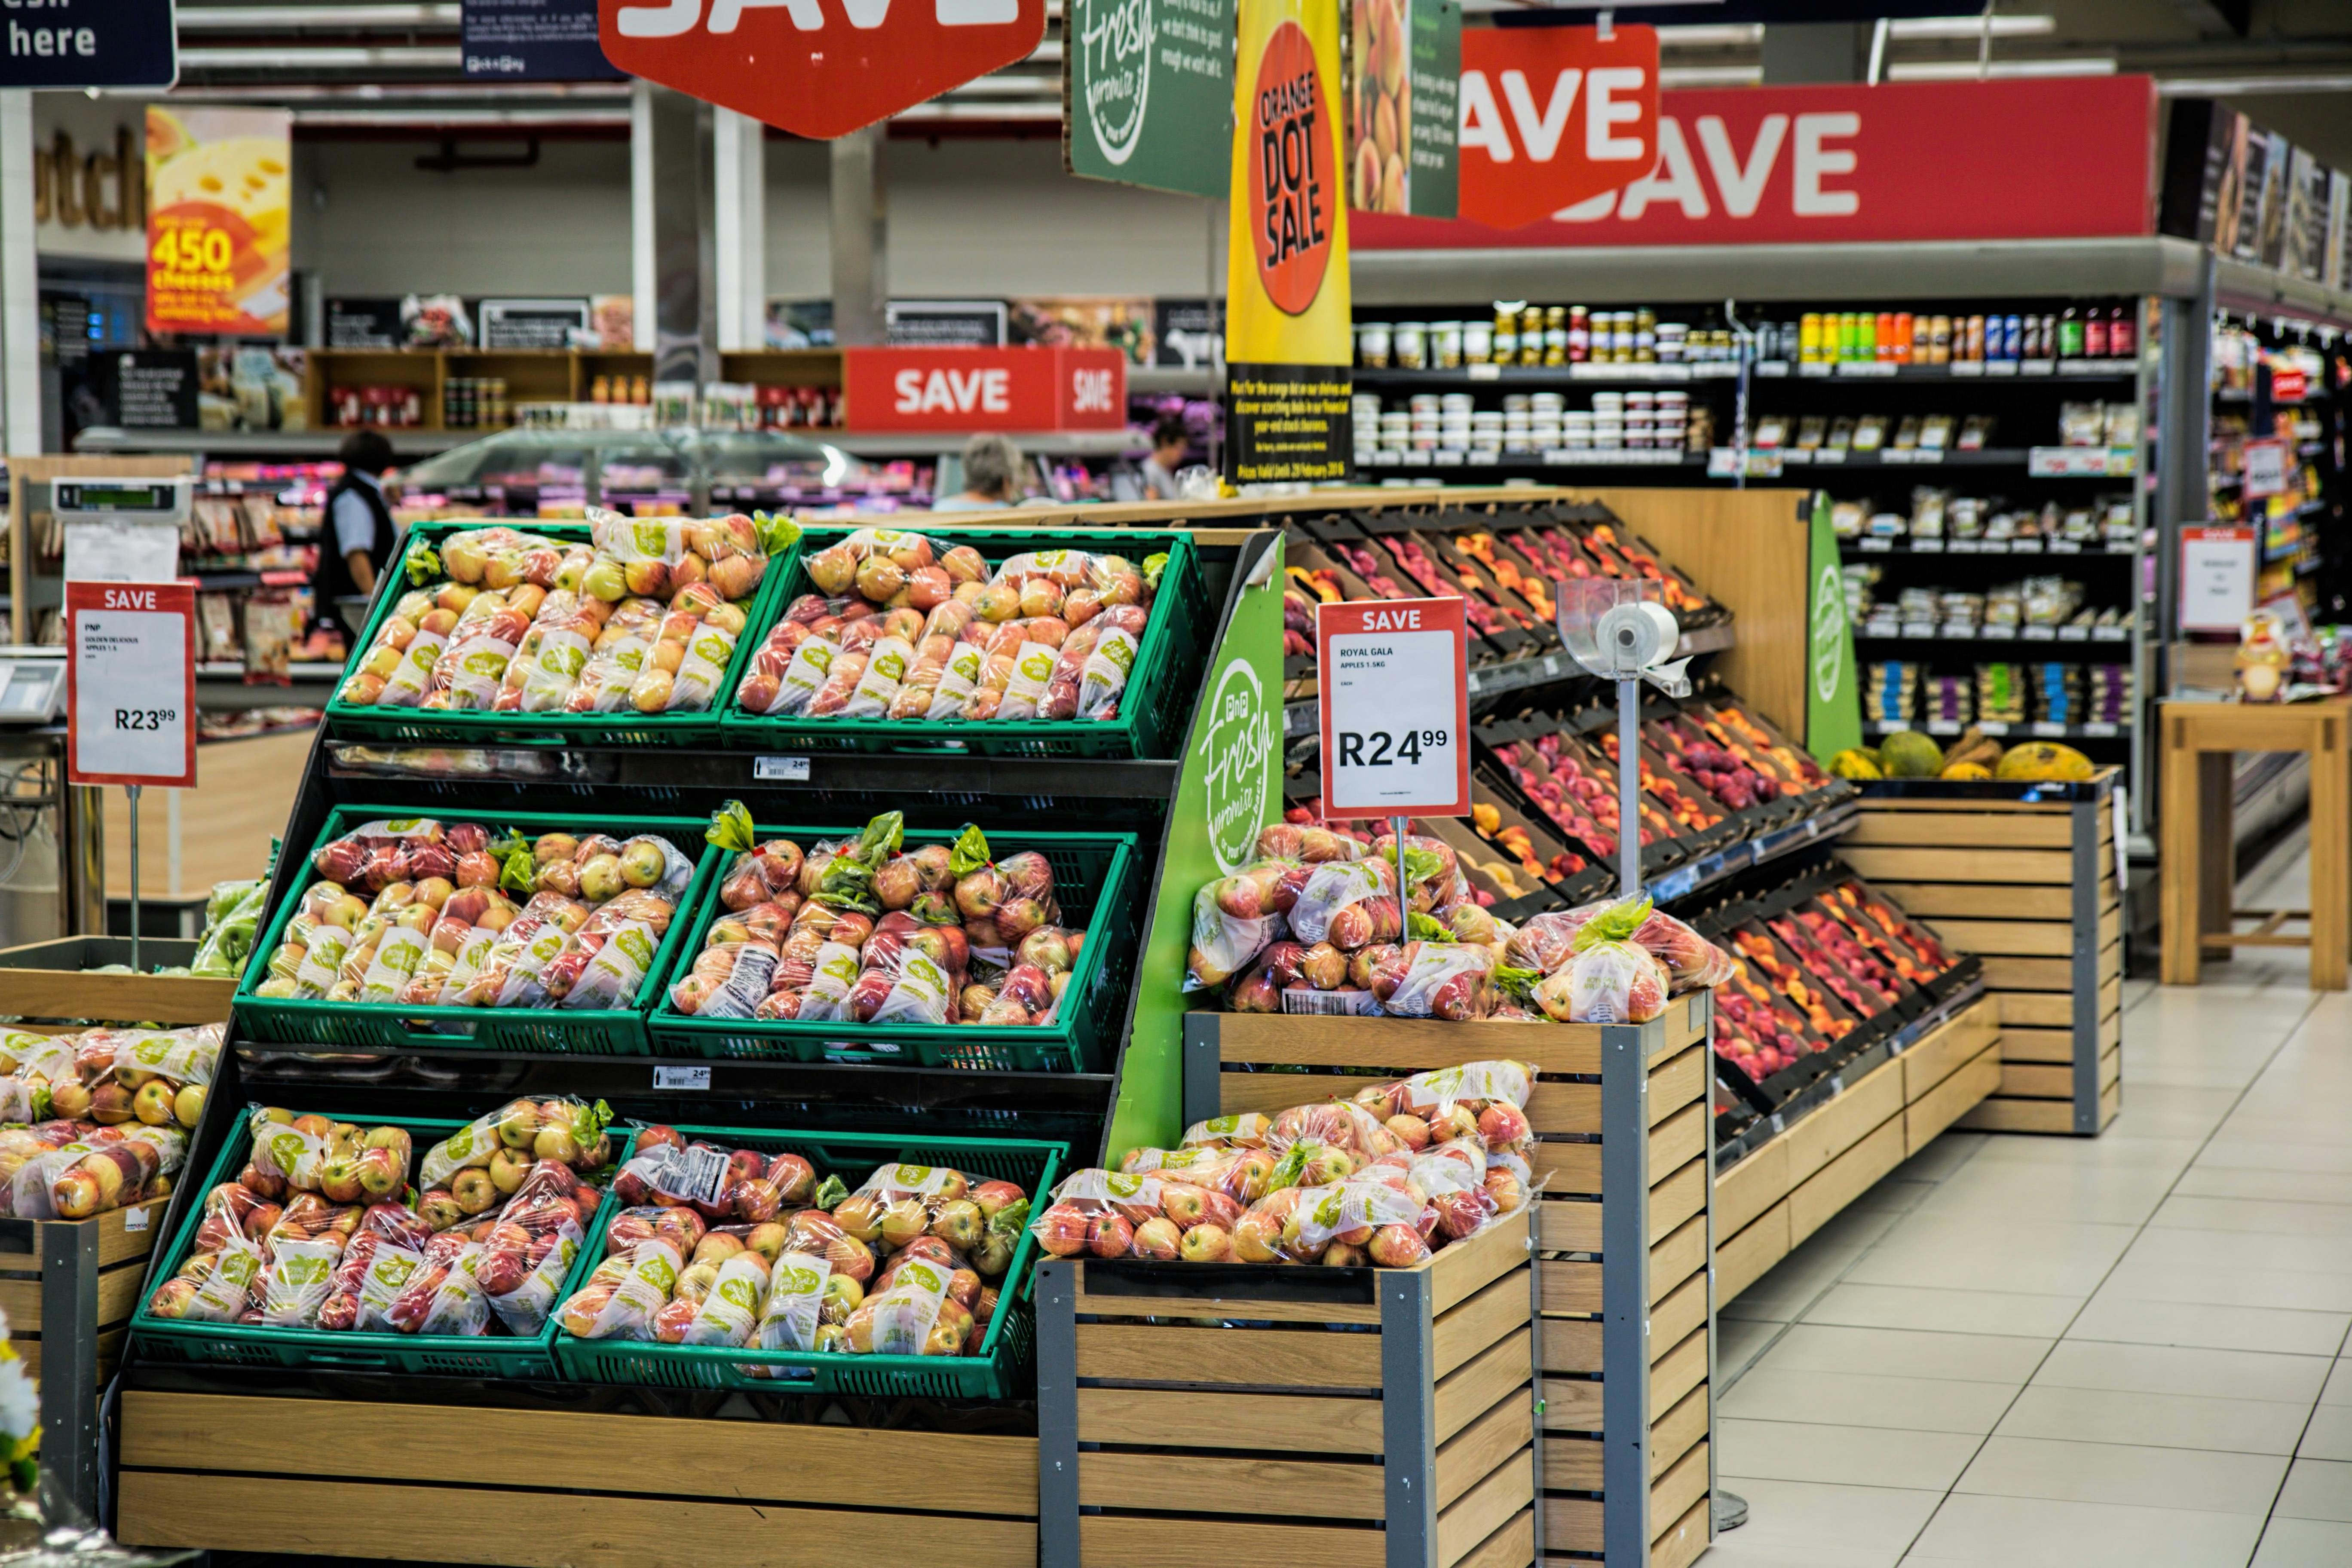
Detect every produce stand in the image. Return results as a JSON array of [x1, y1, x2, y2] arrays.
[[1155, 995, 1715, 1568], [1844, 772, 2122, 1134], [0, 941, 233, 1029]]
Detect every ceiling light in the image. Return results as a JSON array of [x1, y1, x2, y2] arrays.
[[1660, 65, 1763, 87], [1656, 24, 1763, 49], [1887, 15, 2057, 40], [1887, 57, 2116, 80], [177, 4, 461, 28], [2158, 74, 2352, 95], [179, 45, 463, 68]]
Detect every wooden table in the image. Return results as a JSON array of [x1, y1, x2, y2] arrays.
[[2160, 698, 2350, 989]]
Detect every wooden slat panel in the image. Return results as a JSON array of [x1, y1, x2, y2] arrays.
[[0, 971, 235, 1028], [2102, 1043, 2122, 1090], [1907, 1043, 2001, 1155], [1541, 1260, 1601, 1315], [1652, 1495, 1710, 1568], [2101, 1079, 2121, 1127], [12, 1328, 126, 1385], [2001, 1062, 2084, 1098], [1926, 918, 2076, 956], [1715, 1136, 1788, 1237], [1435, 1269, 1534, 1381], [1959, 1097, 2079, 1133], [1078, 1388, 1384, 1454], [1651, 1383, 1709, 1481], [2000, 991, 2073, 1027], [1456, 1507, 1534, 1568], [1651, 1442, 1709, 1544], [1073, 1265, 1379, 1325], [1438, 1387, 1535, 1511], [1081, 1453, 1381, 1518], [100, 1202, 168, 1266], [1075, 1323, 1380, 1388], [116, 1473, 1038, 1568], [1539, 1314, 1601, 1377], [1530, 1141, 1601, 1197], [1650, 1214, 1706, 1308], [1437, 1449, 1534, 1568], [1846, 811, 2070, 848], [1651, 1328, 1707, 1416], [1983, 955, 2074, 989], [1210, 1013, 1603, 1073], [1651, 1271, 1706, 1364], [1648, 1045, 1705, 1127], [1648, 1157, 1706, 1248], [1902, 997, 2001, 1101], [1434, 1207, 1534, 1315], [118, 1392, 1039, 1513], [1871, 881, 2076, 920], [1785, 1057, 1904, 1185], [1790, 1118, 1907, 1247], [1841, 845, 2096, 885], [1651, 1102, 1704, 1177], [1542, 1375, 1603, 1432], [1999, 1025, 2077, 1063], [1082, 1515, 1372, 1568], [1436, 1328, 1534, 1444], [1538, 1197, 1600, 1254], [0, 1281, 37, 1330], [1545, 1497, 1602, 1553], [97, 1263, 144, 1329], [1716, 1200, 1790, 1306], [1544, 1436, 1602, 1491]]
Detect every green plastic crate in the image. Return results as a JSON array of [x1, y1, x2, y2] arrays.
[[233, 806, 721, 1055], [717, 526, 1206, 759], [322, 517, 798, 748], [645, 824, 1139, 1070], [129, 1111, 590, 1379], [554, 1124, 1062, 1399]]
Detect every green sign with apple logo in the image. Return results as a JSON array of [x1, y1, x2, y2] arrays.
[[1804, 490, 1861, 763], [1109, 532, 1284, 1163]]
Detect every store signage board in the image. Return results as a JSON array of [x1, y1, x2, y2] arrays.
[[1152, 298, 1224, 368], [886, 300, 1008, 348], [2179, 526, 2257, 634], [1347, 0, 1459, 219], [1356, 75, 2158, 250], [479, 298, 592, 349], [1225, 0, 1352, 484], [1803, 491, 1862, 763], [839, 346, 1127, 431], [65, 581, 196, 790], [104, 350, 199, 430], [600, 0, 1045, 140], [465, 0, 626, 80], [1063, 0, 1235, 199], [0, 0, 175, 89], [144, 107, 293, 337], [1455, 23, 1657, 230], [1315, 597, 1470, 819], [326, 298, 405, 349], [2270, 367, 2309, 404], [2241, 438, 2291, 499]]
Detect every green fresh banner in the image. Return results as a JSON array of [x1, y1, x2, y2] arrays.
[[1107, 533, 1284, 1161], [1804, 490, 1862, 763], [1063, 0, 1236, 199]]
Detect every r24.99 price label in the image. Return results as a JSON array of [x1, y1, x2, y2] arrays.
[[1332, 728, 1451, 768]]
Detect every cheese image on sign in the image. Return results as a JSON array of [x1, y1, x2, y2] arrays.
[[1315, 597, 1469, 819]]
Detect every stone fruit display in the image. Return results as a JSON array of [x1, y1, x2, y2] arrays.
[[144, 1098, 614, 1335], [335, 508, 795, 714], [252, 816, 695, 1010]]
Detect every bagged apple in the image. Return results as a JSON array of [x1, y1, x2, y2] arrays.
[[750, 1250, 834, 1354], [1286, 858, 1411, 952], [1534, 902, 1671, 1025], [255, 1234, 344, 1327], [668, 1250, 771, 1348], [557, 1238, 683, 1341], [420, 1097, 610, 1188], [386, 1241, 493, 1336], [833, 1163, 994, 1259], [1179, 1111, 1273, 1149], [147, 1234, 267, 1323], [478, 1195, 588, 1336], [842, 1254, 972, 1357], [321, 1236, 428, 1332], [1367, 941, 1497, 1021]]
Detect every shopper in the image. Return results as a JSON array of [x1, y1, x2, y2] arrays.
[[1139, 414, 1191, 500], [314, 429, 398, 629], [933, 433, 1026, 512]]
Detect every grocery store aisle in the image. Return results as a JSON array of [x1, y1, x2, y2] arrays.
[[1708, 843, 2352, 1568]]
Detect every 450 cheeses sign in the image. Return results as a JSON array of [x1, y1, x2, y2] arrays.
[[602, 0, 1045, 139]]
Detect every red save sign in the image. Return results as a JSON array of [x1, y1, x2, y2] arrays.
[[1458, 24, 1659, 231], [1316, 596, 1470, 821], [599, 0, 1044, 140], [841, 346, 1127, 432], [64, 580, 197, 790]]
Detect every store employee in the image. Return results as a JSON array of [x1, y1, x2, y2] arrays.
[[315, 429, 397, 625]]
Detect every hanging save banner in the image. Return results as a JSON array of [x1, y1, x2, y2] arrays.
[[1347, 0, 1457, 218], [1063, 0, 1235, 198], [1224, 0, 1351, 484], [143, 107, 292, 337], [1457, 22, 1658, 231]]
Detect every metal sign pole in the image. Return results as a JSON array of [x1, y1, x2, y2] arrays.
[[1391, 814, 1409, 925], [1617, 678, 1642, 899], [126, 783, 140, 968]]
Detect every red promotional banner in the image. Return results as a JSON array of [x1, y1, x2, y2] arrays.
[[599, 0, 1044, 141], [1357, 76, 2158, 249], [1457, 24, 1659, 231], [842, 346, 1128, 432]]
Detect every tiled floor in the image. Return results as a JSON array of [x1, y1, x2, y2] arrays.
[[1709, 835, 2352, 1567]]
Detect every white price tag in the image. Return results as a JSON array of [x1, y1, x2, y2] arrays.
[[1316, 598, 1470, 818], [2179, 527, 2257, 633], [652, 1065, 711, 1090], [67, 582, 196, 789], [754, 756, 811, 781]]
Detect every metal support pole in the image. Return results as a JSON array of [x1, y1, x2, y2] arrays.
[[1617, 679, 1642, 898], [1600, 1018, 1654, 1565], [1181, 1013, 1223, 1131], [830, 127, 888, 348], [38, 1217, 100, 1526], [1380, 1268, 1437, 1568], [1035, 1259, 1079, 1568], [2070, 793, 2103, 1133], [126, 784, 140, 970], [646, 86, 718, 390]]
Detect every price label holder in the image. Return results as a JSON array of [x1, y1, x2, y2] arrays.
[[754, 756, 812, 782], [653, 1065, 712, 1091], [1316, 597, 1470, 821]]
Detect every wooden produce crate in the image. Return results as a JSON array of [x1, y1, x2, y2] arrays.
[[1841, 772, 2121, 1135], [1172, 994, 1714, 1568], [1714, 993, 1999, 1307], [114, 1390, 1040, 1567], [1037, 1206, 1535, 1568], [0, 938, 233, 1026], [1, 1197, 168, 1521]]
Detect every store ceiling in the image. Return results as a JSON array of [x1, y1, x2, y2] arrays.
[[154, 0, 2352, 158]]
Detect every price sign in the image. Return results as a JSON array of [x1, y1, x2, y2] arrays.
[[2240, 438, 2291, 500], [65, 582, 196, 789], [2177, 526, 2257, 635], [1315, 597, 1470, 820]]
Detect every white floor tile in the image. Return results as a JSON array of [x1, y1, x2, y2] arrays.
[[2324, 1361, 2352, 1405], [1800, 1281, 2087, 1338], [1902, 1491, 2267, 1567], [1996, 1383, 2312, 1455], [2300, 1403, 2352, 1462], [2034, 1338, 2333, 1404], [2120, 1225, 2352, 1278], [2066, 1295, 2352, 1357], [2151, 1195, 2352, 1240], [2275, 1458, 2352, 1522], [2175, 1164, 2352, 1204], [1955, 1434, 2289, 1515], [1704, 1476, 1945, 1563], [2251, 1516, 2352, 1567], [2095, 1257, 2352, 1314], [1721, 1367, 2021, 1435], [1721, 1417, 1984, 1490], [1752, 1323, 2054, 1385]]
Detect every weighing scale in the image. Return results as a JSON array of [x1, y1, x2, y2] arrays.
[[48, 476, 196, 962], [0, 647, 65, 727]]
